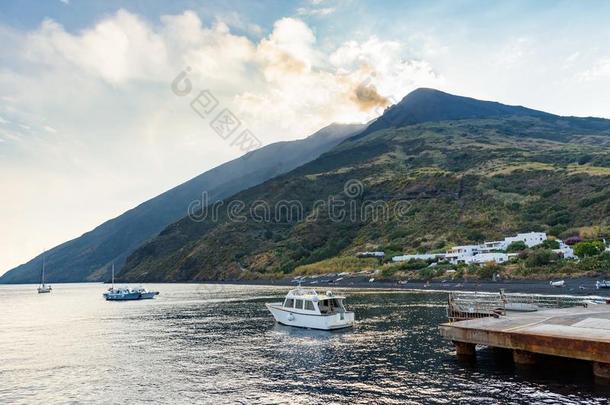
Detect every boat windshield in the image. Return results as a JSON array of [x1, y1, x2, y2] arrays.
[[318, 298, 344, 314]]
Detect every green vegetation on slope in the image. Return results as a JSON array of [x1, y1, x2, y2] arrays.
[[120, 116, 610, 282]]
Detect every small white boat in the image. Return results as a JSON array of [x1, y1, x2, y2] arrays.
[[596, 280, 610, 289], [550, 280, 565, 288], [266, 287, 354, 330], [103, 286, 159, 301], [103, 264, 159, 301], [37, 252, 52, 294]]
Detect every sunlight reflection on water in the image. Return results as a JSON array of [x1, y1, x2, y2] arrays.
[[0, 283, 608, 404]]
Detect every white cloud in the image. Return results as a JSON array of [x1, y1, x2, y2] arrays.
[[297, 7, 336, 16], [236, 22, 441, 135], [493, 37, 534, 68], [578, 58, 610, 81], [214, 12, 263, 37], [0, 115, 8, 124], [27, 11, 169, 85]]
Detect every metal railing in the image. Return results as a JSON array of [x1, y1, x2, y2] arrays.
[[447, 290, 608, 322], [447, 292, 505, 322]]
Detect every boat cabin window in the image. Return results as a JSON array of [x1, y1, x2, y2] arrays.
[[284, 298, 294, 308], [318, 298, 343, 314], [295, 299, 304, 309], [304, 300, 315, 311]]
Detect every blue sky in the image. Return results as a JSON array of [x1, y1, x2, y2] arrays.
[[2, 0, 610, 273]]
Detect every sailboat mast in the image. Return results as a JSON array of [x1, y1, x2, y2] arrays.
[[41, 251, 46, 286], [111, 263, 115, 289]]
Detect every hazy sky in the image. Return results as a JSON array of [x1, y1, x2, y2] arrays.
[[2, 0, 610, 274]]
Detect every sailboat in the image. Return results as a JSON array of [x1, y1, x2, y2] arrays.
[[37, 252, 52, 293]]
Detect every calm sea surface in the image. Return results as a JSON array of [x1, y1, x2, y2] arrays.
[[1, 283, 608, 404]]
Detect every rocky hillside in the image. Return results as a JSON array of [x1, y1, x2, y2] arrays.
[[119, 89, 610, 282]]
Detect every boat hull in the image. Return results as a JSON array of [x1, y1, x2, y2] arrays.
[[266, 303, 354, 330]]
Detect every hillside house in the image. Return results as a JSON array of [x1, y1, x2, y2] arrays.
[[504, 232, 547, 248], [392, 253, 446, 262], [465, 252, 509, 265], [445, 245, 483, 264], [554, 241, 576, 259], [445, 232, 548, 264], [356, 251, 385, 258]]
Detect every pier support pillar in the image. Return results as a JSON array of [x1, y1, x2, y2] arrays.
[[513, 350, 536, 365], [453, 341, 476, 359], [593, 362, 610, 383]]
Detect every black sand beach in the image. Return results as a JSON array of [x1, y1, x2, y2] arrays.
[[211, 276, 610, 297]]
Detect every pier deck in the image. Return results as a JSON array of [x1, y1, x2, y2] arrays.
[[439, 304, 610, 379]]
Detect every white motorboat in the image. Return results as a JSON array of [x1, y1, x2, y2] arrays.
[[103, 264, 159, 301], [549, 280, 565, 288], [596, 280, 610, 289], [103, 286, 159, 301], [266, 287, 354, 330], [37, 252, 52, 294]]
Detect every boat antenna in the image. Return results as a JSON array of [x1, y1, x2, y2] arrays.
[[111, 263, 115, 289]]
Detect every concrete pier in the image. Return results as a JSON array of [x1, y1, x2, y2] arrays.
[[440, 304, 610, 381], [512, 349, 536, 365], [594, 361, 610, 381], [453, 341, 476, 359]]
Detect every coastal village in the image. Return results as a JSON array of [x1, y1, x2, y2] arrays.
[[290, 231, 610, 285], [390, 231, 576, 265]]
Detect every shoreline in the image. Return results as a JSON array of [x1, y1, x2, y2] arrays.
[[5, 276, 610, 297], [208, 276, 610, 297]]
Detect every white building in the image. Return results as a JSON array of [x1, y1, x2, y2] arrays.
[[479, 240, 507, 253], [356, 251, 385, 258], [445, 245, 483, 264], [392, 253, 446, 262], [445, 232, 548, 264], [504, 232, 547, 249], [554, 240, 576, 259], [465, 253, 509, 265]]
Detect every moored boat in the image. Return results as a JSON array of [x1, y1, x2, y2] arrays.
[[596, 280, 610, 289], [102, 264, 159, 301], [549, 280, 565, 288], [103, 286, 159, 301], [37, 251, 52, 294], [266, 287, 354, 330]]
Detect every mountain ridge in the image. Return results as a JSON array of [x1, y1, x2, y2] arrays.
[[350, 88, 610, 142], [118, 89, 610, 282]]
